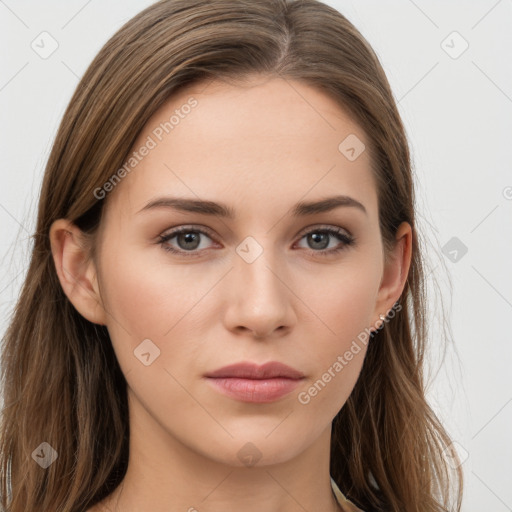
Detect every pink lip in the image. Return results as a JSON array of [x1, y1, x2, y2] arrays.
[[204, 362, 305, 403]]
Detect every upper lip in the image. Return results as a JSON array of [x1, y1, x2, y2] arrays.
[[205, 361, 305, 380]]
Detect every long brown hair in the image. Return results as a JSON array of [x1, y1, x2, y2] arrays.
[[0, 1, 463, 510]]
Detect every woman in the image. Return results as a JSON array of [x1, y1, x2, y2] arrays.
[[0, 0, 463, 510]]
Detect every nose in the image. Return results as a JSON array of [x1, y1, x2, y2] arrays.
[[222, 247, 296, 339]]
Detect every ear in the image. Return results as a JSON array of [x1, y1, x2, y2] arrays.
[[371, 221, 413, 329], [49, 219, 107, 325]]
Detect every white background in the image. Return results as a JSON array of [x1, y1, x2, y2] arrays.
[[1, 1, 511, 510]]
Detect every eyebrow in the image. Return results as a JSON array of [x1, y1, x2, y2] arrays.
[[137, 194, 367, 217]]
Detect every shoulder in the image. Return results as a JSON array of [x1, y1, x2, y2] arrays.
[[331, 477, 366, 512]]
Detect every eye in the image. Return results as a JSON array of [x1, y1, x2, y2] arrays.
[[295, 226, 355, 256], [157, 226, 217, 257]]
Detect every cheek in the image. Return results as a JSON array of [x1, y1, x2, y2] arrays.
[[280, 260, 379, 416], [298, 258, 380, 343], [96, 245, 175, 367], [97, 242, 229, 379], [98, 244, 208, 335]]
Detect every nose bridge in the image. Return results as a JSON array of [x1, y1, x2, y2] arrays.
[[235, 239, 285, 304], [223, 236, 294, 336]]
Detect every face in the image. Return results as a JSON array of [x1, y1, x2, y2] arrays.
[[91, 75, 390, 467]]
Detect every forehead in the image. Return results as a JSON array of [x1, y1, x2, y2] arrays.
[[104, 75, 378, 220]]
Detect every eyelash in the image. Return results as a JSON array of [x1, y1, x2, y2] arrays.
[[157, 225, 355, 258]]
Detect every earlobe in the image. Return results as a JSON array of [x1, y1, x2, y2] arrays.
[[49, 219, 107, 325], [372, 221, 413, 326]]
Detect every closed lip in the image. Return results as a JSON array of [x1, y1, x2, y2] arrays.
[[205, 361, 305, 380]]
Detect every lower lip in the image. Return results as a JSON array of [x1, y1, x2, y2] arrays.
[[205, 377, 303, 403]]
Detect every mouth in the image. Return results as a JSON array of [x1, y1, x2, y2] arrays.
[[204, 361, 305, 403]]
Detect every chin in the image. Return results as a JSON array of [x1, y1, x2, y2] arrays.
[[206, 430, 312, 468]]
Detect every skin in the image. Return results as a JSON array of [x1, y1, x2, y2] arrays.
[[50, 75, 412, 512]]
